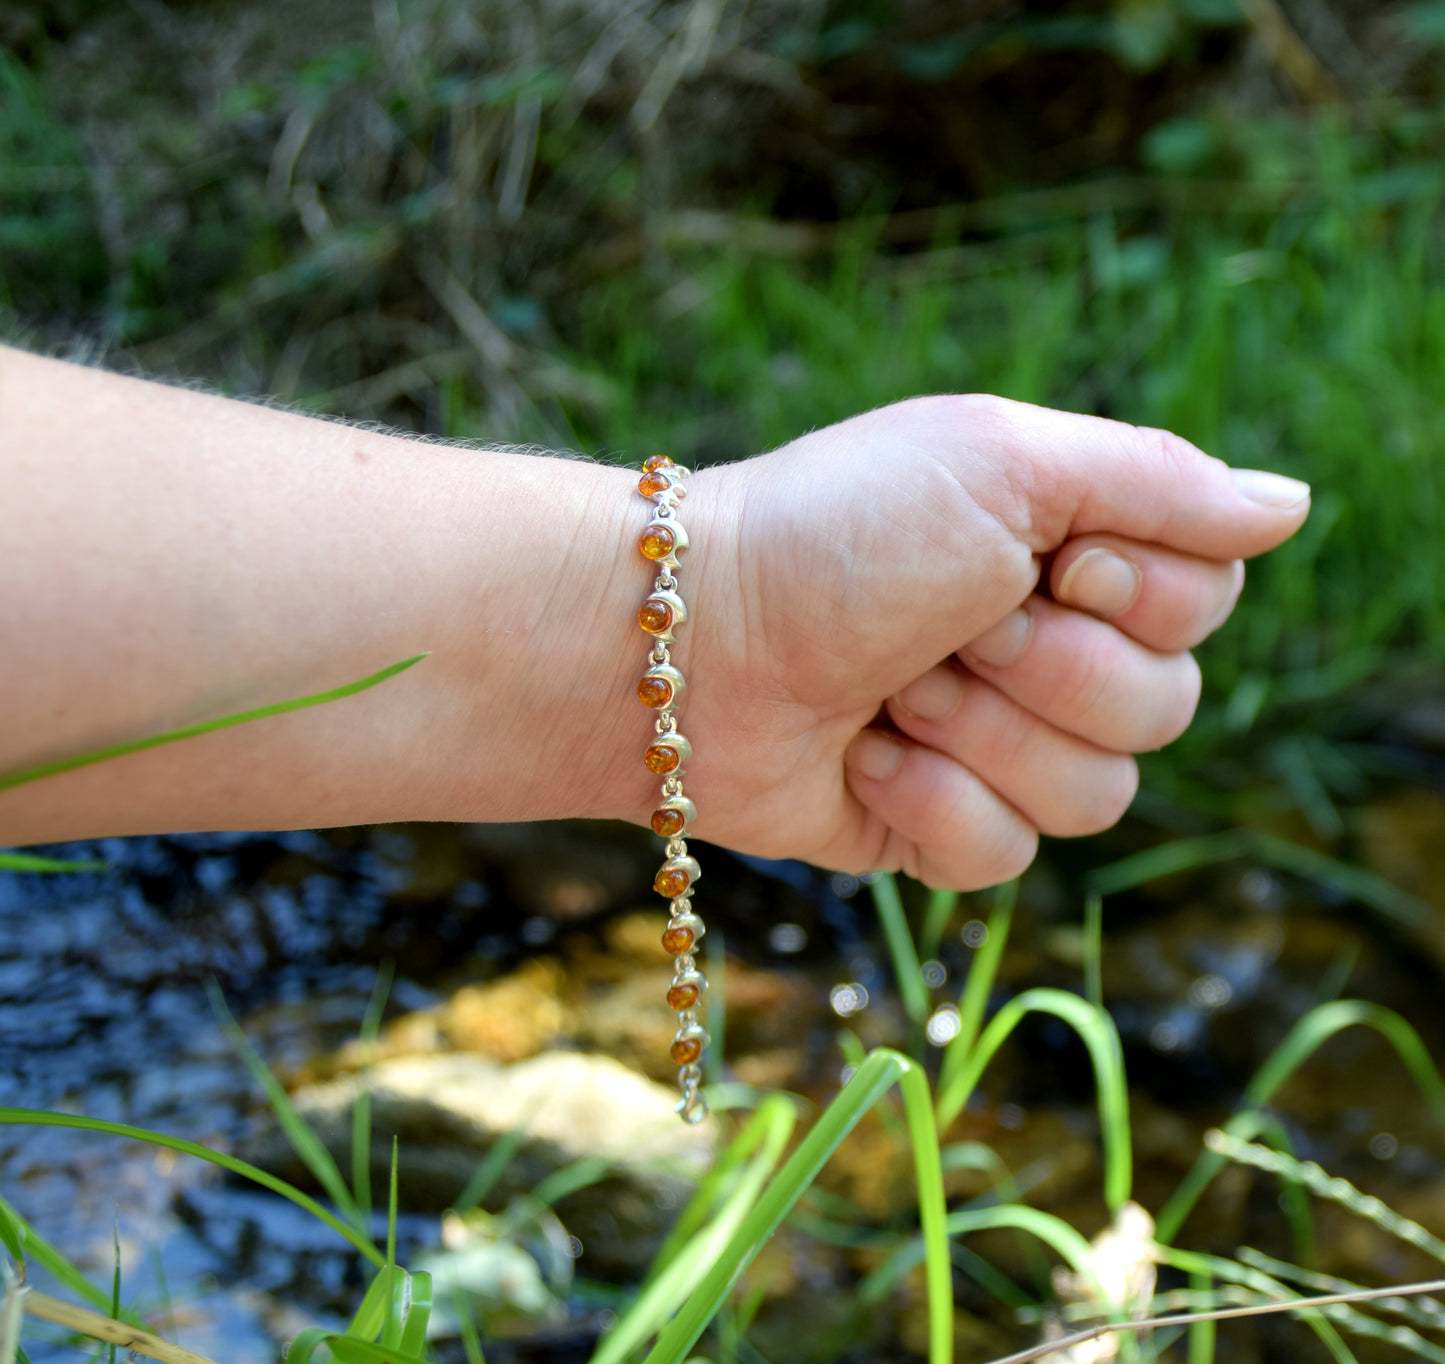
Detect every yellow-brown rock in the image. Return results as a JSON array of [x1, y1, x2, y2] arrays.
[[439, 958, 571, 1062]]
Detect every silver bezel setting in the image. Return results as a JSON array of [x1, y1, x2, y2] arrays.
[[640, 663, 686, 709], [639, 588, 687, 643]]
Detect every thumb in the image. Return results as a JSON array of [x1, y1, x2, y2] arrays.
[[952, 395, 1311, 560]]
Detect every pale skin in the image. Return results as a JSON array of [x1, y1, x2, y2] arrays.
[[0, 346, 1310, 888]]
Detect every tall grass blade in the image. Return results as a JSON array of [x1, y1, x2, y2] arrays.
[[107, 1220, 119, 1364], [0, 1111, 382, 1266], [387, 1138, 399, 1273], [352, 962, 395, 1223], [919, 888, 959, 966], [0, 655, 428, 794], [453, 1127, 528, 1217], [947, 879, 1017, 1087], [0, 1195, 111, 1311], [0, 853, 105, 874], [1162, 1248, 1358, 1364], [317, 1338, 431, 1364], [936, 988, 1131, 1210], [453, 1284, 487, 1364], [397, 1272, 432, 1358], [641, 1049, 951, 1364], [1083, 890, 1103, 1010], [870, 875, 929, 1025], [1156, 1000, 1445, 1242], [593, 1097, 795, 1364], [1187, 1266, 1214, 1364], [1086, 832, 1427, 927], [0, 1201, 23, 1264], [206, 980, 365, 1232], [1209, 1131, 1445, 1264]]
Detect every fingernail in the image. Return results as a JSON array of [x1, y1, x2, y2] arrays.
[[898, 667, 965, 722], [1056, 548, 1142, 619], [847, 730, 906, 782], [1232, 468, 1311, 509], [964, 607, 1033, 668]]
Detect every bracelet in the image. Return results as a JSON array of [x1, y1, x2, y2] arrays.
[[635, 454, 709, 1125]]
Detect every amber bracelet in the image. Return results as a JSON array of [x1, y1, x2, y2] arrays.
[[635, 454, 709, 1125]]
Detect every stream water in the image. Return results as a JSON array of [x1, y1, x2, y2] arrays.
[[4, 816, 1445, 1362]]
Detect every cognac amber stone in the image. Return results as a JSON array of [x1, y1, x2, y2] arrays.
[[638, 471, 671, 498], [644, 454, 674, 472], [652, 808, 686, 837], [644, 743, 681, 775], [638, 599, 674, 634], [661, 924, 695, 954], [667, 982, 700, 1011], [640, 525, 676, 560], [638, 676, 674, 708], [656, 866, 691, 898], [670, 1036, 703, 1066]]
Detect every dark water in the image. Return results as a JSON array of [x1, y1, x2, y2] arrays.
[[4, 819, 1445, 1362]]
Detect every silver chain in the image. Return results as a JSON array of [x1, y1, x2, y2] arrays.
[[635, 457, 709, 1124]]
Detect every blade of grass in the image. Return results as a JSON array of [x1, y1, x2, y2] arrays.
[[0, 853, 105, 873], [0, 1202, 107, 1311], [1082, 890, 1103, 1010], [919, 888, 959, 966], [869, 875, 929, 1026], [453, 1127, 528, 1217], [353, 962, 395, 1223], [346, 1267, 398, 1340], [206, 980, 365, 1232], [593, 1098, 795, 1364], [397, 1272, 432, 1358], [1086, 831, 1427, 927], [107, 1222, 119, 1364], [0, 656, 428, 795], [1187, 1265, 1214, 1364], [385, 1137, 399, 1336], [1207, 1129, 1445, 1264], [319, 1337, 431, 1364], [452, 1283, 486, 1364], [0, 1111, 383, 1266], [1160, 1249, 1358, 1364], [0, 1197, 113, 1312], [148, 1248, 176, 1350], [638, 1095, 797, 1291], [945, 879, 1017, 1096], [936, 987, 1131, 1211], [1156, 999, 1445, 1242], [642, 1049, 951, 1364], [0, 1200, 23, 1264]]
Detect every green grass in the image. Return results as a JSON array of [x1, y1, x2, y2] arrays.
[[11, 869, 1445, 1363]]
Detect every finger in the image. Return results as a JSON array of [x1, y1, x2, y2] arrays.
[[936, 394, 1311, 559], [843, 729, 1038, 890], [958, 595, 1201, 753], [887, 667, 1138, 837], [1049, 534, 1245, 652]]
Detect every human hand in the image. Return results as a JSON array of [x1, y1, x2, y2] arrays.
[[676, 396, 1309, 888]]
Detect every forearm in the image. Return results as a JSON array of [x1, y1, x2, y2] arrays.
[[0, 347, 648, 842]]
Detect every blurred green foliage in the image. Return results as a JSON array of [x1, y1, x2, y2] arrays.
[[1, 0, 1443, 827]]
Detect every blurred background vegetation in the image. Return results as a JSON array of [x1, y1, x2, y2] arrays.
[[6, 1, 1445, 1361], [3, 0, 1444, 826]]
